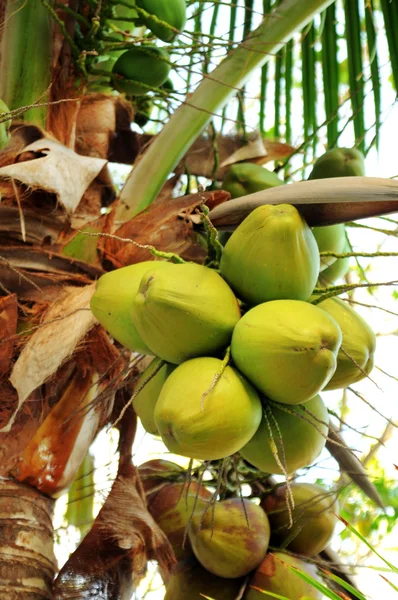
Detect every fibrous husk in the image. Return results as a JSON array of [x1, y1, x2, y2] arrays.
[[131, 262, 241, 364], [240, 395, 329, 475], [154, 357, 262, 460], [220, 204, 320, 306], [188, 498, 270, 578], [231, 300, 342, 405], [261, 483, 338, 556]]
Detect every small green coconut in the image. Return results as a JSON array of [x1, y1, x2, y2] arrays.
[[319, 240, 351, 285], [154, 357, 262, 460], [262, 483, 338, 556], [222, 163, 283, 199], [312, 223, 347, 271], [131, 262, 241, 364], [112, 45, 171, 95], [231, 300, 342, 404], [90, 261, 167, 353], [132, 357, 176, 435], [240, 395, 328, 475], [316, 297, 376, 390], [220, 204, 320, 306], [136, 0, 187, 42], [308, 147, 365, 179], [244, 552, 324, 599], [188, 498, 270, 579]]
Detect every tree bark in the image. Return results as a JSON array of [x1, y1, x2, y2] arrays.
[[0, 479, 56, 600]]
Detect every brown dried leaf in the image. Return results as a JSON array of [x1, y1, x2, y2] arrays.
[[105, 190, 228, 268], [54, 463, 176, 597], [0, 205, 65, 245], [7, 284, 97, 431], [0, 294, 18, 377], [0, 139, 107, 216], [220, 136, 268, 168]]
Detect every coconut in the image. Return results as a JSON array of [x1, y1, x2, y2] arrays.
[[231, 300, 342, 404], [136, 0, 187, 42], [240, 395, 328, 475], [312, 223, 347, 271], [90, 261, 167, 353], [308, 147, 365, 179], [316, 297, 376, 390], [148, 482, 212, 560], [244, 552, 324, 599], [188, 498, 270, 578], [138, 459, 184, 494], [154, 357, 262, 460], [131, 262, 241, 364], [164, 558, 244, 600], [320, 240, 351, 285], [132, 358, 176, 435], [262, 483, 338, 556], [112, 46, 171, 95], [220, 204, 320, 306], [222, 163, 283, 198]]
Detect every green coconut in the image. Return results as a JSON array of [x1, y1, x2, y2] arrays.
[[165, 558, 244, 600], [132, 358, 176, 435], [112, 45, 171, 95], [222, 163, 284, 199], [320, 240, 351, 285], [131, 262, 241, 364], [316, 297, 376, 390], [188, 498, 270, 578], [154, 357, 262, 460], [231, 300, 342, 404], [240, 395, 328, 475], [148, 482, 212, 560], [244, 552, 324, 599], [136, 0, 187, 42], [312, 223, 347, 271], [261, 483, 338, 556], [90, 261, 166, 353], [220, 204, 320, 306], [309, 147, 365, 179]]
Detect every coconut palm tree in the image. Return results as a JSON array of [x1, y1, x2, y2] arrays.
[[0, 1, 397, 598]]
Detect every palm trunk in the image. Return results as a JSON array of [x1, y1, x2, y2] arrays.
[[0, 479, 56, 599]]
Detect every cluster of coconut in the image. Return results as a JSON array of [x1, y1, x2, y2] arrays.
[[91, 155, 376, 477], [138, 459, 338, 598]]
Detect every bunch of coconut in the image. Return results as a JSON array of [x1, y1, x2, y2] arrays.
[[138, 459, 339, 598], [90, 148, 376, 476]]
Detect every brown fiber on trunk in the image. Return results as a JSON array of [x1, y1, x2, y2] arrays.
[[0, 478, 56, 600]]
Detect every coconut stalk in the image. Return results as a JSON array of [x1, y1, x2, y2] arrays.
[[207, 177, 398, 229], [0, 0, 53, 126], [117, 0, 337, 222]]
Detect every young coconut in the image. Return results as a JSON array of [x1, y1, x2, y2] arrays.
[[136, 0, 187, 42], [316, 297, 376, 390], [231, 300, 342, 404], [132, 357, 176, 435], [90, 261, 167, 353], [220, 204, 320, 306], [147, 482, 212, 560], [131, 262, 241, 364], [319, 240, 351, 285], [261, 483, 338, 556], [154, 357, 262, 460], [308, 147, 365, 180], [138, 459, 184, 494], [240, 395, 329, 475], [222, 163, 283, 198], [188, 498, 270, 579], [112, 45, 171, 95], [164, 557, 244, 600], [312, 223, 347, 271], [244, 552, 324, 599]]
